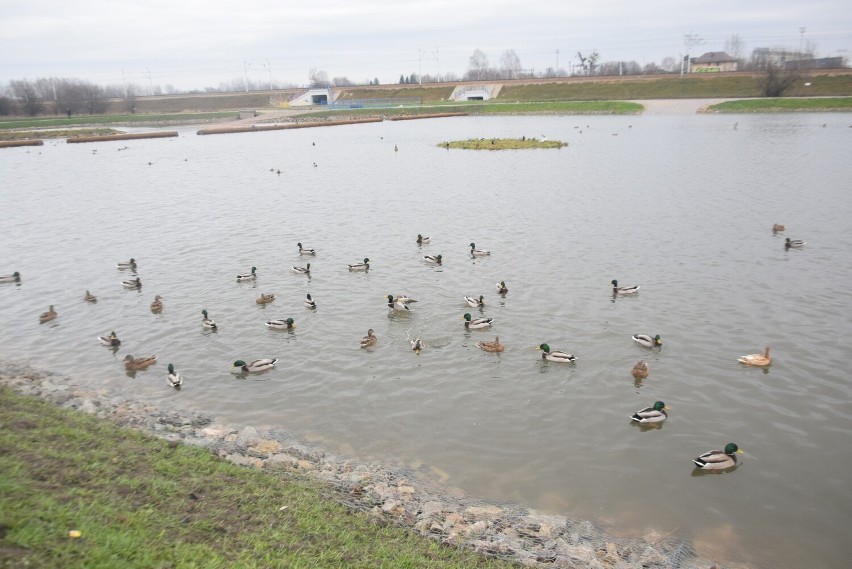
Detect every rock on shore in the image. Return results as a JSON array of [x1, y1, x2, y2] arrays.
[[0, 360, 722, 569]]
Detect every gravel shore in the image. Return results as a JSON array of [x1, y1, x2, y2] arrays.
[[1, 360, 722, 569]]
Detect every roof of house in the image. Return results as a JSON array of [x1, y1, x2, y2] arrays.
[[692, 51, 736, 63]]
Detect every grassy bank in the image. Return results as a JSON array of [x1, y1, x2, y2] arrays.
[[705, 97, 852, 112], [0, 386, 514, 569], [0, 112, 234, 131]]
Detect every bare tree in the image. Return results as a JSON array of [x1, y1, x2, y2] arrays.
[[760, 61, 800, 97], [332, 76, 353, 87], [308, 68, 330, 88], [576, 51, 600, 75], [8, 79, 41, 116], [80, 81, 106, 114], [724, 34, 746, 62], [660, 57, 677, 73], [500, 50, 522, 79], [467, 49, 489, 80]]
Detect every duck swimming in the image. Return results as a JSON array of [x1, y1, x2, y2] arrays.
[[265, 318, 295, 330], [360, 328, 377, 348], [292, 263, 311, 275], [476, 336, 504, 352], [631, 360, 649, 379], [496, 281, 508, 294], [349, 258, 370, 271], [631, 401, 669, 423], [39, 305, 57, 323], [633, 334, 662, 348], [469, 243, 490, 256], [464, 295, 485, 308], [424, 254, 442, 265], [256, 293, 276, 305], [463, 313, 492, 329], [233, 359, 277, 373], [304, 293, 317, 308], [388, 295, 411, 311], [411, 338, 424, 354], [98, 331, 121, 347], [416, 234, 430, 244], [84, 290, 97, 303], [693, 443, 743, 470], [0, 271, 21, 283], [738, 347, 771, 367], [124, 354, 157, 371], [167, 363, 183, 388], [150, 295, 163, 312], [611, 279, 640, 294], [122, 277, 141, 289], [116, 259, 137, 270], [785, 238, 805, 249], [537, 343, 576, 363], [201, 309, 217, 330], [297, 242, 316, 255], [237, 267, 257, 281]]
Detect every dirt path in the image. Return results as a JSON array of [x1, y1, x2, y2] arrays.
[[633, 98, 736, 114]]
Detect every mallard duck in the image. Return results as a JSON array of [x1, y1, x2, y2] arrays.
[[150, 295, 163, 312], [537, 343, 576, 362], [304, 293, 316, 308], [469, 242, 490, 256], [411, 338, 424, 354], [772, 223, 785, 233], [292, 263, 311, 275], [122, 277, 141, 288], [463, 313, 492, 329], [237, 266, 257, 281], [633, 334, 662, 348], [98, 331, 121, 347], [416, 234, 430, 244], [693, 443, 743, 470], [0, 271, 21, 283], [256, 293, 276, 305], [360, 328, 377, 348], [124, 354, 157, 371], [297, 242, 316, 255], [167, 363, 183, 388], [424, 254, 442, 265], [388, 295, 412, 311], [611, 279, 640, 294], [785, 238, 805, 249], [631, 360, 649, 379], [464, 295, 485, 308], [233, 358, 277, 373], [265, 318, 295, 330], [496, 281, 508, 294], [84, 290, 97, 302], [201, 309, 217, 330], [738, 347, 771, 367], [116, 258, 137, 270], [39, 305, 57, 323], [631, 401, 669, 423], [476, 336, 504, 352], [348, 258, 370, 271]]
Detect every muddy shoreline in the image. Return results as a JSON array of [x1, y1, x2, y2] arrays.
[[0, 362, 721, 568]]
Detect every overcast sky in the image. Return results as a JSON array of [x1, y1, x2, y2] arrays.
[[1, 0, 850, 90]]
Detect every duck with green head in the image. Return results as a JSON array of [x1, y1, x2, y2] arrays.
[[693, 443, 743, 470], [167, 363, 183, 388], [233, 358, 277, 373], [469, 243, 490, 256], [349, 258, 370, 271], [611, 279, 639, 294], [633, 334, 661, 348], [631, 401, 669, 423], [201, 309, 217, 330], [265, 317, 295, 330], [1, 271, 21, 283], [537, 343, 576, 362], [463, 313, 492, 329], [237, 266, 257, 281]]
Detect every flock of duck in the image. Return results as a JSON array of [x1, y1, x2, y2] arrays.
[[1, 226, 804, 471]]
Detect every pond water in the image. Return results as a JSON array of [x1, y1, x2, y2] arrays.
[[2, 111, 851, 569]]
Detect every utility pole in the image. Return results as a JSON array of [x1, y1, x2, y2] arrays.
[[433, 47, 440, 83], [799, 26, 806, 68], [681, 33, 703, 78], [418, 47, 423, 85], [243, 61, 251, 93], [556, 49, 560, 76]]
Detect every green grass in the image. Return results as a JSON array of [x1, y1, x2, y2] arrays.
[[0, 112, 235, 130], [705, 97, 852, 112], [0, 386, 516, 569], [441, 138, 568, 150], [297, 100, 642, 119], [0, 128, 121, 141]]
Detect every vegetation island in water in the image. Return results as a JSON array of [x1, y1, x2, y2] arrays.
[[440, 137, 568, 150]]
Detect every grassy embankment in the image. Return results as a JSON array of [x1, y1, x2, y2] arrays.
[[441, 138, 568, 150], [705, 97, 852, 112], [0, 386, 515, 569], [0, 113, 235, 141]]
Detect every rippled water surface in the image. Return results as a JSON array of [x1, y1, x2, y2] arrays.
[[2, 113, 851, 568]]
